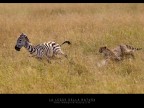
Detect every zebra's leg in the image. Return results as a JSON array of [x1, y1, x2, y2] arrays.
[[35, 56, 42, 60], [37, 57, 42, 61], [54, 49, 68, 59], [29, 52, 36, 57], [36, 50, 44, 60], [59, 51, 68, 59], [46, 57, 51, 64], [45, 53, 52, 64]]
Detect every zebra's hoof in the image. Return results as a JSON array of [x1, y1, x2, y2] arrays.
[[48, 60, 51, 64]]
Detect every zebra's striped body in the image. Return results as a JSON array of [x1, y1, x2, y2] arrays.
[[15, 33, 71, 63]]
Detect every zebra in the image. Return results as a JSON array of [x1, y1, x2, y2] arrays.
[[15, 33, 71, 63]]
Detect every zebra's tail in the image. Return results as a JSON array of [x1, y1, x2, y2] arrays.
[[60, 41, 71, 46]]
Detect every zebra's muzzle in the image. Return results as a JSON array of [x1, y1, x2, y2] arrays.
[[15, 46, 20, 51]]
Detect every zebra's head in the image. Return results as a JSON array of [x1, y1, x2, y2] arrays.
[[15, 33, 30, 51]]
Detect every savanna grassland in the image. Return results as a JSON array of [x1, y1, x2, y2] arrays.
[[0, 3, 144, 93]]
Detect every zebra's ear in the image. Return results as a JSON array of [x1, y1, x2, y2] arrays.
[[25, 36, 30, 42], [20, 33, 24, 37]]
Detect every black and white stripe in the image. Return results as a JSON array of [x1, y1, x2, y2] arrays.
[[15, 33, 71, 63]]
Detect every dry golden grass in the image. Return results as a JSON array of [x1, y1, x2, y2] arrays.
[[0, 3, 144, 93]]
